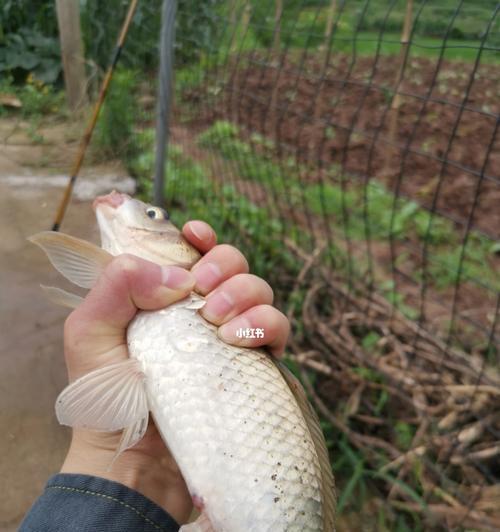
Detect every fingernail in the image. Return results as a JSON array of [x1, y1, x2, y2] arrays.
[[218, 316, 252, 344], [202, 291, 234, 322], [188, 221, 211, 242], [161, 266, 194, 290], [192, 262, 222, 294]]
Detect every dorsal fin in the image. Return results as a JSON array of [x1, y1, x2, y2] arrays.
[[29, 231, 112, 288], [275, 360, 336, 531]]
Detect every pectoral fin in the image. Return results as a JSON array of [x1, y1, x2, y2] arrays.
[[56, 359, 149, 456], [40, 284, 84, 309], [29, 231, 112, 288]]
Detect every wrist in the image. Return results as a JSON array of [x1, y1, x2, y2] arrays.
[[61, 430, 192, 524]]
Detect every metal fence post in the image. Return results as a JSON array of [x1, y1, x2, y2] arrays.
[[154, 0, 177, 207]]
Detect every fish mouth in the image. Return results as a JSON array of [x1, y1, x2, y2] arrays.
[[93, 191, 131, 213]]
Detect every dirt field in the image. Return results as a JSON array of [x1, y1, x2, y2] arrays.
[[223, 54, 499, 239]]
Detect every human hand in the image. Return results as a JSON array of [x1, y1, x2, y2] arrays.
[[60, 220, 290, 524]]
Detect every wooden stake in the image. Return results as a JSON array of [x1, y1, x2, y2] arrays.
[[55, 0, 87, 112], [273, 0, 283, 55], [324, 0, 338, 48], [231, 2, 251, 123], [314, 0, 338, 125], [385, 0, 414, 174], [392, 0, 414, 112]]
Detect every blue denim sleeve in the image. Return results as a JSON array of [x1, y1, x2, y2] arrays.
[[19, 473, 180, 532]]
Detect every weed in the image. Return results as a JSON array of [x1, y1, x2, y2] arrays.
[[26, 121, 44, 144], [94, 69, 139, 160], [0, 74, 65, 118]]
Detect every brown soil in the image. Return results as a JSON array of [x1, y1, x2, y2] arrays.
[[195, 54, 500, 239]]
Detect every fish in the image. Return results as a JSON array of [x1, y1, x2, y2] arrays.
[[29, 192, 336, 531]]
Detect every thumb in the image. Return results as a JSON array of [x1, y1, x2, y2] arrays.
[[63, 254, 195, 380]]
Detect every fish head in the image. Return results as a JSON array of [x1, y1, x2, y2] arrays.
[[93, 191, 201, 269]]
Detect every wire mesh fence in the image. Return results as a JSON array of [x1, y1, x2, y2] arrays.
[[82, 0, 500, 529]]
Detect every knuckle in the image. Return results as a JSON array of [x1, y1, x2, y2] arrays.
[[260, 278, 274, 303], [270, 307, 290, 334], [104, 254, 145, 292], [221, 274, 274, 306], [216, 244, 249, 272], [109, 254, 140, 278], [248, 275, 274, 303]]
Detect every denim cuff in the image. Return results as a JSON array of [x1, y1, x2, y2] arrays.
[[19, 473, 180, 531]]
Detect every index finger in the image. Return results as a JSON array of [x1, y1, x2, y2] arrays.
[[182, 220, 217, 255]]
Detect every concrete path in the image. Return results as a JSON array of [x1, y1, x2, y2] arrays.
[[0, 117, 134, 530]]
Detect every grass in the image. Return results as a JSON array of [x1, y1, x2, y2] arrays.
[[327, 31, 499, 63]]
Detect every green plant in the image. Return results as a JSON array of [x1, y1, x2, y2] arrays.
[[0, 1, 61, 83], [94, 69, 139, 159], [81, 0, 160, 72], [175, 0, 225, 65], [197, 120, 498, 296], [0, 73, 65, 117]]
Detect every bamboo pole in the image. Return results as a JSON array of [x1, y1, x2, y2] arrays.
[[51, 0, 139, 231]]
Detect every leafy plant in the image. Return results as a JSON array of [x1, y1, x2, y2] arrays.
[[0, 1, 61, 83], [94, 69, 140, 159], [0, 27, 61, 84], [81, 0, 161, 72], [175, 0, 225, 65], [0, 73, 65, 117]]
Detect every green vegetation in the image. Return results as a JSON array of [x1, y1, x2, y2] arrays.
[[0, 74, 65, 118], [243, 0, 499, 63], [130, 129, 297, 284], [198, 120, 499, 292], [0, 1, 61, 83], [94, 69, 141, 159], [82, 0, 223, 71]]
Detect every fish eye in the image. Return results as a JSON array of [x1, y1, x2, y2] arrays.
[[146, 207, 169, 220]]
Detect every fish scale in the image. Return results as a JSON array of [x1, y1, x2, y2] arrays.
[[128, 295, 323, 532]]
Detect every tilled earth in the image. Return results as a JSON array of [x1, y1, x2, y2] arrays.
[[194, 53, 500, 239]]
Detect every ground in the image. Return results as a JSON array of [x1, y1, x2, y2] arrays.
[[0, 116, 133, 530]]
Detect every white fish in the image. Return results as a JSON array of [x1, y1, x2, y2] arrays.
[[30, 192, 335, 531]]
